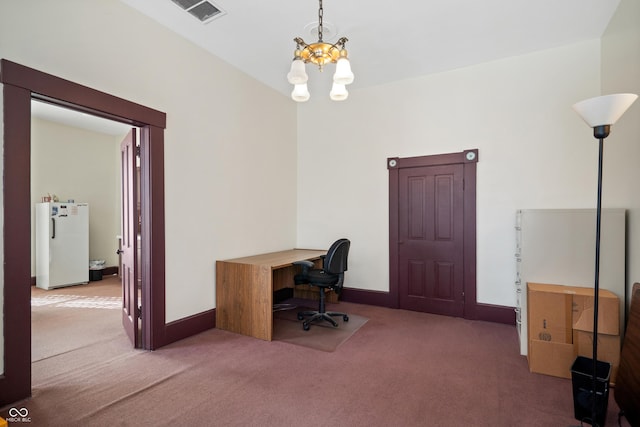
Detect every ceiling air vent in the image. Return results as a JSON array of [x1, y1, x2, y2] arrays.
[[171, 0, 226, 24]]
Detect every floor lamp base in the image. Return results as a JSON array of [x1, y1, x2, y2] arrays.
[[571, 356, 612, 426]]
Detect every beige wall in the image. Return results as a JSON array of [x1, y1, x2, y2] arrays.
[[297, 39, 603, 306], [30, 117, 124, 274], [0, 0, 298, 335], [1, 0, 638, 373], [295, 1, 640, 308], [601, 0, 640, 305]]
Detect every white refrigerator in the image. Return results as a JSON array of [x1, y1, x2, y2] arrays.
[[36, 202, 89, 290]]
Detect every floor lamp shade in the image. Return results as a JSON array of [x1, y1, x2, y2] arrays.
[[572, 93, 638, 128]]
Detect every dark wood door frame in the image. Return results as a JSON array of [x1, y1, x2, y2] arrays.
[[388, 150, 515, 324], [0, 59, 168, 404]]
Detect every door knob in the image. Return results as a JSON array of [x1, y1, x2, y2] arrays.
[[116, 249, 124, 254]]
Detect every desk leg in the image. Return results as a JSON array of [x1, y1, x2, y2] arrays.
[[216, 261, 272, 341]]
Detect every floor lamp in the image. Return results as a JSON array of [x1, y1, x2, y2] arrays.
[[572, 93, 638, 426]]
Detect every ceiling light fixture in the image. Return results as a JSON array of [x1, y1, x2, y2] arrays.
[[287, 0, 354, 102]]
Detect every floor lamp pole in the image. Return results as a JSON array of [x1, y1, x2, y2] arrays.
[[572, 93, 637, 427], [591, 135, 604, 426]]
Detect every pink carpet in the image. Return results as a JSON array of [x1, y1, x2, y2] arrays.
[[1, 281, 628, 426]]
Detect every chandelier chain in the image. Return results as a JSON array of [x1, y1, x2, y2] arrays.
[[318, 0, 323, 42]]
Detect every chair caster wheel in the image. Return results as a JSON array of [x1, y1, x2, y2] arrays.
[[343, 315, 349, 322], [303, 323, 310, 331], [297, 313, 304, 320]]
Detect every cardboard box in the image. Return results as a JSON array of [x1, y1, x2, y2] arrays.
[[572, 292, 619, 335], [527, 283, 620, 380], [571, 287, 621, 383], [529, 339, 576, 379], [528, 285, 573, 344]]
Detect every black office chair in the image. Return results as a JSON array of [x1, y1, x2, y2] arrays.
[[293, 238, 350, 331]]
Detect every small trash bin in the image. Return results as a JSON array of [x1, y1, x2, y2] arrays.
[[89, 260, 106, 282], [571, 356, 611, 427], [89, 269, 103, 281]]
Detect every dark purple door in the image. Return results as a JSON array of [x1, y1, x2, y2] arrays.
[[120, 129, 139, 347], [398, 163, 465, 317]]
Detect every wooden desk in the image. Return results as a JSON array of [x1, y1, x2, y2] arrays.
[[216, 249, 326, 341]]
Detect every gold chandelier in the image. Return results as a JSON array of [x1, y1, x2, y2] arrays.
[[287, 0, 354, 102]]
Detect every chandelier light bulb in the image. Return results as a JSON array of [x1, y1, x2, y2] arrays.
[[287, 59, 308, 85], [291, 83, 310, 102], [333, 56, 354, 85], [329, 83, 348, 101]]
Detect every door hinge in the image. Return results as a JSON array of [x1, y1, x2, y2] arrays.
[[136, 146, 141, 158], [137, 305, 142, 319]]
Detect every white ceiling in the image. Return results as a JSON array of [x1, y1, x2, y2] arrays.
[[32, 0, 621, 132], [121, 0, 620, 98]]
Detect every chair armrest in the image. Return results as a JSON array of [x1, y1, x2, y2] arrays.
[[293, 260, 314, 285], [293, 260, 314, 269]]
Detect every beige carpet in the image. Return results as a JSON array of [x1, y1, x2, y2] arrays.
[[31, 276, 123, 362], [272, 301, 368, 352]]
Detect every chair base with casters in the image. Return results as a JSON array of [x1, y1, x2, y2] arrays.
[[296, 285, 349, 331], [293, 238, 351, 331]]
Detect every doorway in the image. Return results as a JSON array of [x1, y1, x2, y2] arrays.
[[1, 59, 167, 405], [388, 150, 478, 318], [30, 103, 140, 357]]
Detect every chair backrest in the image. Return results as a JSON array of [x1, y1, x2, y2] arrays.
[[323, 238, 350, 275]]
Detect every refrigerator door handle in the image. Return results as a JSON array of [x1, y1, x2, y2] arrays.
[[51, 217, 56, 239]]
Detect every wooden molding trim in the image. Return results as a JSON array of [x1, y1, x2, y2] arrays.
[[164, 310, 216, 345], [471, 303, 516, 325], [341, 288, 516, 325], [0, 59, 165, 128], [102, 266, 119, 276], [341, 287, 394, 307], [1, 82, 32, 404]]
